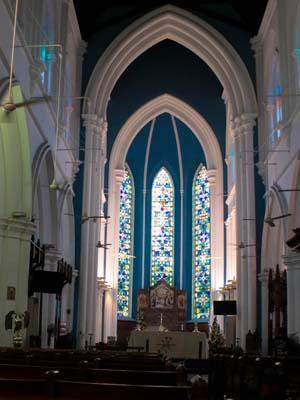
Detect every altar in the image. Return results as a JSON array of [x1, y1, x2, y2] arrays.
[[128, 330, 208, 359]]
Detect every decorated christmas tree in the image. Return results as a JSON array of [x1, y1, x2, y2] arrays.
[[209, 317, 225, 352]]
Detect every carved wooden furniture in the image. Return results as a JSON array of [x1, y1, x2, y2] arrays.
[[268, 264, 287, 354], [137, 279, 186, 331]]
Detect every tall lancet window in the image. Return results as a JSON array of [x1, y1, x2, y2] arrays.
[[151, 167, 174, 286], [193, 165, 211, 320], [117, 166, 134, 317]]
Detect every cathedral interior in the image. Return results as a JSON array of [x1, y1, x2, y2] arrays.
[[0, 0, 300, 398]]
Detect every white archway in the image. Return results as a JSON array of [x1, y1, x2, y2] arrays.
[[81, 4, 258, 347], [84, 5, 257, 119], [104, 94, 224, 339]]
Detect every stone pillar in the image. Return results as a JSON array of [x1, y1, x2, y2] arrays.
[[283, 253, 300, 336], [78, 113, 105, 348], [232, 114, 257, 348], [243, 117, 257, 333], [41, 248, 62, 348], [104, 169, 125, 341], [258, 270, 269, 354], [95, 280, 105, 343], [0, 218, 35, 347], [89, 118, 107, 345]]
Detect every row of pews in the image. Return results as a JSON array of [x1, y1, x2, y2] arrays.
[[0, 348, 208, 400], [209, 353, 300, 400]]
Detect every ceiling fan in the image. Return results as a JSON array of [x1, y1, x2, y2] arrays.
[[114, 253, 136, 259], [230, 242, 256, 249], [64, 213, 110, 224], [264, 213, 291, 227], [81, 213, 110, 224], [278, 189, 300, 192], [96, 241, 112, 249], [1, 0, 49, 113]]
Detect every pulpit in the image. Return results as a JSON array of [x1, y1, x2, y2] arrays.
[[137, 279, 186, 331]]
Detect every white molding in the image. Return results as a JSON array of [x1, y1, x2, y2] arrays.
[[84, 5, 257, 119]]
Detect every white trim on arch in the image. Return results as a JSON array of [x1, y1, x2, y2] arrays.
[[104, 94, 224, 339], [84, 5, 257, 119]]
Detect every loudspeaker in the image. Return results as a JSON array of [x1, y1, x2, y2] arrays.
[[213, 300, 237, 315]]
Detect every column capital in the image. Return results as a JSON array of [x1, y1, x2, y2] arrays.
[[232, 114, 257, 136], [73, 268, 79, 278], [283, 253, 300, 270], [82, 113, 100, 134], [0, 218, 36, 239], [44, 248, 62, 266], [114, 169, 125, 185], [206, 169, 217, 185], [258, 270, 269, 288]]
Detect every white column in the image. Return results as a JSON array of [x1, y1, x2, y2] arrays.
[[95, 280, 105, 343], [232, 114, 257, 348], [207, 169, 224, 325], [233, 130, 242, 343], [0, 218, 35, 347], [242, 116, 257, 332], [89, 118, 107, 345], [258, 270, 269, 355], [42, 249, 62, 348], [86, 124, 101, 346], [78, 113, 103, 348], [104, 169, 125, 341], [283, 253, 300, 336]]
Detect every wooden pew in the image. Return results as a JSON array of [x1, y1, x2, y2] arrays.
[[0, 377, 193, 400], [0, 349, 166, 370], [0, 363, 180, 386]]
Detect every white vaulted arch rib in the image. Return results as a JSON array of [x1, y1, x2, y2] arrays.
[[84, 5, 257, 119]]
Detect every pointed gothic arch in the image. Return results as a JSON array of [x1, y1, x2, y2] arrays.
[[104, 94, 224, 339], [84, 5, 257, 119]]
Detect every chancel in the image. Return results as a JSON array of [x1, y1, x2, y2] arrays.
[[0, 0, 300, 398]]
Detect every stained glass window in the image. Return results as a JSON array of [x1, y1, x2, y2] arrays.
[[193, 165, 211, 320], [117, 166, 134, 317], [151, 167, 174, 285]]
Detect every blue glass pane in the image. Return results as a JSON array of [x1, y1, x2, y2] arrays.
[[117, 167, 133, 317], [193, 166, 211, 320], [151, 168, 174, 285]]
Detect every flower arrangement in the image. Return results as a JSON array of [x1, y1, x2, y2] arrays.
[[135, 311, 146, 331]]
